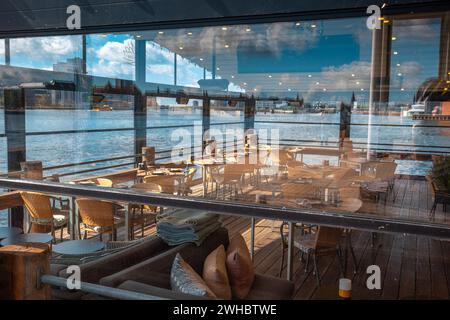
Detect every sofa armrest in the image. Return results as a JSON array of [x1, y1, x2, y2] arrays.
[[118, 281, 211, 300]]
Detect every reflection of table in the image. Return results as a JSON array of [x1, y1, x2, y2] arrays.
[[289, 147, 344, 162], [1, 233, 53, 246], [53, 239, 105, 255], [0, 227, 22, 240]]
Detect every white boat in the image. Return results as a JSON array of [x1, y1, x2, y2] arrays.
[[403, 104, 425, 117]]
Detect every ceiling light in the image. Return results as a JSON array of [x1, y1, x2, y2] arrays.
[[216, 67, 220, 70], [246, 28, 251, 32], [401, 88, 405, 91], [378, 17, 385, 21], [396, 63, 401, 67], [295, 22, 301, 26], [361, 88, 365, 91], [279, 82, 282, 85], [397, 73, 402, 76], [311, 24, 317, 28], [356, 81, 360, 85], [253, 88, 257, 92], [199, 58, 204, 61], [224, 44, 229, 48], [268, 75, 272, 78], [222, 27, 228, 31], [393, 51, 398, 55], [323, 88, 327, 91], [316, 82, 320, 85], [179, 46, 183, 50], [351, 74, 355, 77], [308, 74, 312, 78], [187, 32, 193, 36], [158, 31, 164, 35], [288, 88, 292, 91], [392, 37, 397, 41], [231, 75, 234, 78], [135, 35, 142, 38], [243, 82, 247, 86]]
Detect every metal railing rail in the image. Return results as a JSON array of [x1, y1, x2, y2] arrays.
[[40, 275, 167, 300], [1, 178, 450, 240]]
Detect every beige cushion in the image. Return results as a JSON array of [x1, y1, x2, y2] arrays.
[[203, 245, 232, 300], [170, 253, 216, 298], [226, 234, 255, 299]]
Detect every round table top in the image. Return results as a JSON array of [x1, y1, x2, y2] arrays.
[[1, 233, 53, 246], [0, 227, 22, 240], [53, 239, 105, 255]]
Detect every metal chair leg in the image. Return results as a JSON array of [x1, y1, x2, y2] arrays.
[[312, 253, 320, 286], [279, 247, 285, 278]]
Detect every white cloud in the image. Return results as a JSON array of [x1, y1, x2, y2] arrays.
[[90, 38, 134, 79], [11, 36, 79, 59]]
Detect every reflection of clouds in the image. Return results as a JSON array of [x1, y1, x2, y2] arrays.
[[391, 61, 422, 89], [11, 36, 79, 59], [0, 41, 4, 56], [393, 18, 440, 41], [91, 38, 134, 79]]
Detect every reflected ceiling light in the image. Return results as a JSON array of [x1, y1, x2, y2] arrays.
[[308, 74, 312, 78], [397, 73, 402, 76], [295, 22, 301, 26], [222, 27, 228, 31], [243, 82, 247, 85], [224, 44, 229, 48], [356, 81, 360, 85], [315, 82, 320, 85], [135, 35, 142, 38], [199, 58, 204, 61], [378, 17, 385, 21], [311, 24, 317, 28], [445, 87, 449, 91], [288, 88, 292, 91], [279, 82, 282, 85], [382, 3, 387, 9], [323, 88, 327, 91], [351, 74, 355, 77], [216, 67, 220, 70], [361, 88, 365, 91], [393, 51, 398, 55], [448, 71, 450, 75], [401, 88, 405, 91], [231, 75, 235, 78], [253, 88, 258, 92], [246, 28, 251, 32], [396, 63, 401, 67], [446, 80, 450, 84], [392, 36, 397, 41], [100, 34, 108, 37], [268, 75, 272, 78], [158, 31, 164, 35], [179, 46, 184, 50], [383, 20, 390, 24], [187, 32, 193, 36]]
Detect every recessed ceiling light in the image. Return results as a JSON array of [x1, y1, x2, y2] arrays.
[[253, 88, 257, 92], [308, 74, 312, 78], [397, 73, 402, 76], [135, 35, 142, 38], [396, 63, 401, 67], [295, 22, 301, 26], [243, 82, 247, 86], [199, 58, 204, 61], [279, 82, 282, 85], [222, 27, 228, 31], [311, 24, 317, 28], [323, 88, 327, 91], [288, 88, 292, 91], [216, 67, 220, 70], [393, 51, 398, 55], [179, 46, 183, 50], [392, 37, 397, 41], [316, 82, 320, 85], [356, 81, 360, 85], [158, 31, 164, 35], [361, 88, 365, 91], [231, 75, 234, 78], [401, 88, 405, 91], [268, 75, 272, 78], [351, 74, 355, 77], [246, 28, 251, 32], [187, 32, 193, 36], [224, 44, 229, 48]]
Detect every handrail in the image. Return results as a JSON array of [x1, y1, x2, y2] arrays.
[[40, 275, 167, 300], [1, 178, 450, 239]]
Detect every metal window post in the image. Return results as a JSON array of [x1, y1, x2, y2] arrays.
[[134, 40, 147, 165], [4, 87, 26, 229]]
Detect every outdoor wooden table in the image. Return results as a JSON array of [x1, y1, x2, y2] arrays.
[[0, 227, 22, 240], [1, 233, 53, 246], [288, 146, 344, 162], [52, 239, 105, 255], [194, 158, 224, 197]]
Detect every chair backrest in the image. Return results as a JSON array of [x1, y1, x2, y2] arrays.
[[223, 164, 244, 181], [133, 182, 163, 193], [375, 161, 397, 180], [426, 174, 437, 197], [76, 198, 115, 227], [95, 178, 114, 188], [314, 226, 343, 249], [282, 183, 316, 199], [20, 192, 53, 219]]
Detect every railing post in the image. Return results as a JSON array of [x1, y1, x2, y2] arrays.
[[202, 95, 211, 155], [4, 87, 26, 229], [0, 243, 51, 300]]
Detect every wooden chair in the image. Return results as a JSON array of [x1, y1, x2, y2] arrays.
[[129, 183, 163, 239], [279, 225, 348, 286], [177, 167, 197, 196], [211, 164, 244, 199], [76, 198, 122, 241], [20, 191, 69, 242]]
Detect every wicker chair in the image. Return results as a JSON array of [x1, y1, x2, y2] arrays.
[[129, 182, 163, 239], [76, 198, 123, 241], [426, 175, 450, 220], [20, 191, 69, 242]]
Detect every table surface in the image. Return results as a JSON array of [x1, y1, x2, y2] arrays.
[[0, 227, 22, 240], [53, 239, 105, 255], [1, 233, 53, 246]]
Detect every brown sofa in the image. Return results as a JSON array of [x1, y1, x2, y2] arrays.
[[99, 228, 295, 300], [51, 235, 172, 299]]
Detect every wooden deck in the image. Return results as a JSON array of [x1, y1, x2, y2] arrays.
[[54, 176, 450, 299]]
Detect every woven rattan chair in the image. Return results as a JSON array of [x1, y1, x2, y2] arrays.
[[129, 182, 163, 239], [20, 191, 69, 242], [76, 198, 122, 241]]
